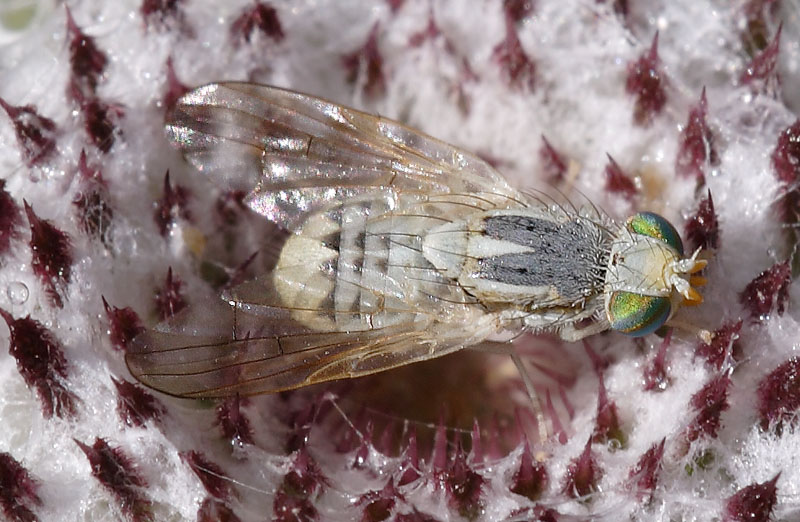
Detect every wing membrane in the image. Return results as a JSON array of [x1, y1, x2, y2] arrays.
[[166, 82, 525, 230], [125, 186, 501, 398], [131, 82, 521, 398], [126, 296, 496, 398]]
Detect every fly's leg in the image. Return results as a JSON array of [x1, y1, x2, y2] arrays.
[[471, 341, 549, 444], [556, 320, 609, 342], [511, 351, 549, 444], [231, 303, 238, 340], [666, 318, 713, 344]]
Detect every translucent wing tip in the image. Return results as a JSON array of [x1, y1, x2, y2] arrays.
[[124, 331, 196, 399], [163, 84, 267, 193], [124, 320, 242, 399]]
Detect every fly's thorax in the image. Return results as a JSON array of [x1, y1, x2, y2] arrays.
[[604, 212, 706, 337], [422, 208, 610, 308]]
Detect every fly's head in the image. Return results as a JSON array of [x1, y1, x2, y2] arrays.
[[604, 212, 707, 336]]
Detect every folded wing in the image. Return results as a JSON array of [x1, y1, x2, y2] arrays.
[[128, 83, 524, 398], [166, 82, 525, 230]]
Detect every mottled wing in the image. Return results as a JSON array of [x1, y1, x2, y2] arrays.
[[165, 82, 525, 230]]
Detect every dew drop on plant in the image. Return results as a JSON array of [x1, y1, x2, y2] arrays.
[[6, 281, 28, 305]]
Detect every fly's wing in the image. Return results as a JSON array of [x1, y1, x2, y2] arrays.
[[126, 194, 500, 398], [165, 82, 526, 231], [130, 82, 519, 398], [126, 294, 497, 398]]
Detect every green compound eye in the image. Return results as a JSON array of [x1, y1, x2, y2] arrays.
[[608, 291, 671, 336], [627, 212, 684, 255]]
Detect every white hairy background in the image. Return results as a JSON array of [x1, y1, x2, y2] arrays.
[[0, 0, 798, 521]]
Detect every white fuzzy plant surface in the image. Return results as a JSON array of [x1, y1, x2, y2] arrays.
[[0, 0, 799, 521]]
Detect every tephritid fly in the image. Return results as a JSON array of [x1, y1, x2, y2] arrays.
[[126, 83, 707, 399]]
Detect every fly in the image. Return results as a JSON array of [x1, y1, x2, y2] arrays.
[[125, 82, 707, 400]]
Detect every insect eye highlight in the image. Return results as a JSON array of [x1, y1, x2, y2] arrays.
[[608, 291, 671, 337], [627, 212, 684, 255]]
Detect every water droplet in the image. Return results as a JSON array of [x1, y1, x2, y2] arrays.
[[7, 281, 29, 305]]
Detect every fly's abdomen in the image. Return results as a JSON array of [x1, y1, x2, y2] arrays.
[[274, 195, 479, 332]]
